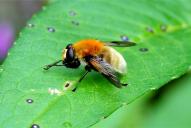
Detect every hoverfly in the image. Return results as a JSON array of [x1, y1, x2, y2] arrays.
[[44, 39, 136, 90]]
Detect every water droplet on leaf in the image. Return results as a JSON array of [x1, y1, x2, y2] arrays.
[[31, 124, 40, 128], [69, 10, 77, 16], [146, 27, 154, 33], [139, 48, 149, 52], [26, 99, 33, 104], [47, 27, 56, 32], [160, 24, 167, 32], [71, 21, 79, 26], [120, 35, 129, 41]]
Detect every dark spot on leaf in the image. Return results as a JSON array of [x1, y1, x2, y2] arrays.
[[120, 35, 129, 41], [27, 23, 35, 28], [72, 88, 77, 92], [47, 27, 55, 32], [160, 24, 167, 32], [71, 21, 79, 26], [69, 10, 77, 16], [26, 99, 33, 104], [31, 124, 40, 128], [139, 48, 149, 52], [65, 83, 70, 87], [146, 27, 154, 33]]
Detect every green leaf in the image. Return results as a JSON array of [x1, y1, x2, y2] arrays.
[[141, 72, 191, 128], [0, 0, 191, 128], [92, 72, 191, 128], [91, 90, 151, 128]]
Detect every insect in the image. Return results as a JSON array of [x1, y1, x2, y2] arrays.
[[44, 39, 136, 90]]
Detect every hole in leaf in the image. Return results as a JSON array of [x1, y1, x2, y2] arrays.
[[47, 27, 56, 32], [26, 99, 33, 104], [139, 48, 149, 52], [31, 124, 40, 128], [63, 81, 76, 91]]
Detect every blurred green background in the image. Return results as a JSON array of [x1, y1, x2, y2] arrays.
[[0, 0, 45, 31], [0, 0, 45, 62], [92, 71, 191, 128]]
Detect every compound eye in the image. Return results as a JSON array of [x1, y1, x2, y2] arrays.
[[66, 47, 75, 61], [66, 44, 72, 49]]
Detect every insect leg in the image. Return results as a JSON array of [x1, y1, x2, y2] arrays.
[[72, 65, 91, 92], [78, 65, 91, 82], [122, 83, 128, 86], [78, 70, 89, 82], [43, 60, 63, 70]]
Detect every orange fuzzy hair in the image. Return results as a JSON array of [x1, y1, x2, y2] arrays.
[[73, 39, 104, 59]]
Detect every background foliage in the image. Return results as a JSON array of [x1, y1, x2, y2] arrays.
[[92, 72, 191, 128]]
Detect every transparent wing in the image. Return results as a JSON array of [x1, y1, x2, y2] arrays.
[[88, 56, 123, 88], [105, 41, 136, 47]]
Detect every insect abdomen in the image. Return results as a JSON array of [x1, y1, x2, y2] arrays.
[[100, 46, 127, 74]]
